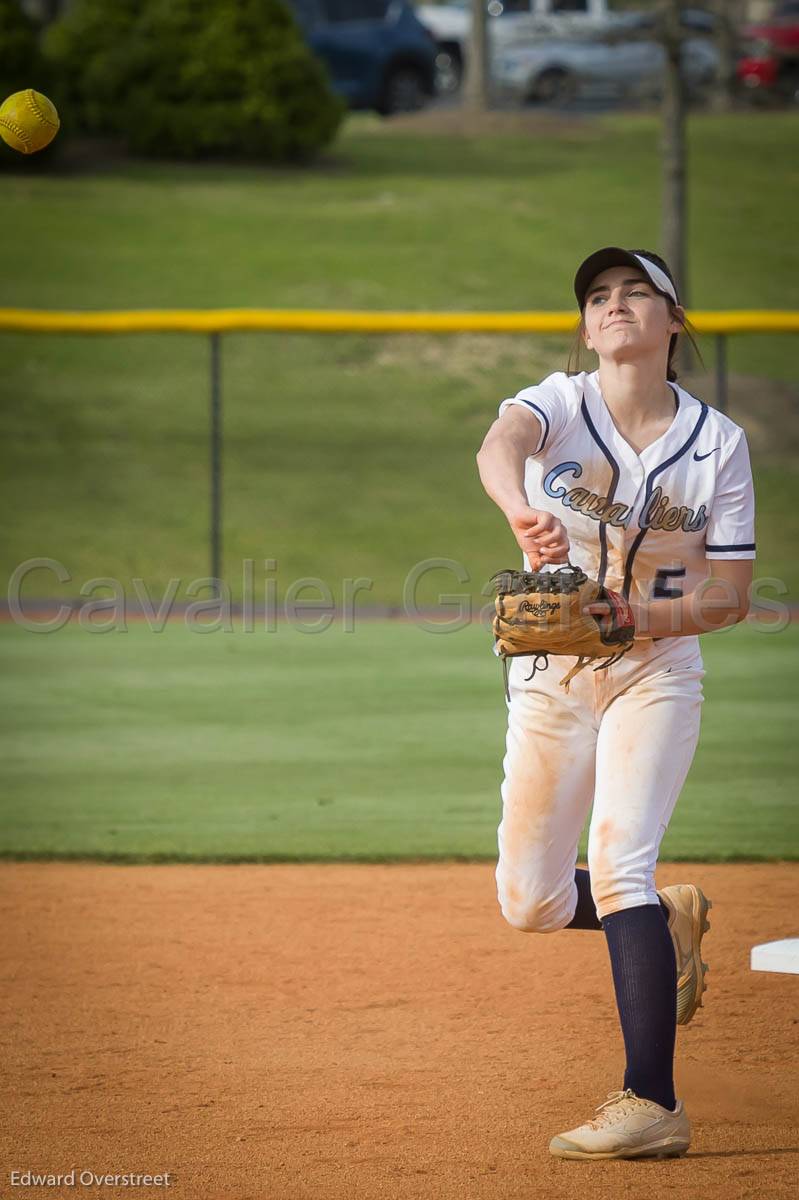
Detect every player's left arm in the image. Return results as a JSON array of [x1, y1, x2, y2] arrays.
[[627, 558, 754, 639], [585, 560, 753, 639]]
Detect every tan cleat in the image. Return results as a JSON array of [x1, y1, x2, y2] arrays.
[[659, 883, 712, 1025], [549, 1088, 691, 1160]]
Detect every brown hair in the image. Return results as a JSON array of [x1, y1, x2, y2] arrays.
[[566, 248, 704, 382]]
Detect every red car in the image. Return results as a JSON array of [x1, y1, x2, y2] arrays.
[[736, 3, 799, 104]]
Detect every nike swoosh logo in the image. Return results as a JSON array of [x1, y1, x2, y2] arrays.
[[693, 447, 721, 461]]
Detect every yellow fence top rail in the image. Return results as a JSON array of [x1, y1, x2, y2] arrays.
[[0, 308, 798, 335]]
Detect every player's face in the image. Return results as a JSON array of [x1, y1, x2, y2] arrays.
[[581, 266, 683, 365]]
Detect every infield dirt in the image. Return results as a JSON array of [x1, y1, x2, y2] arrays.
[[2, 862, 797, 1199]]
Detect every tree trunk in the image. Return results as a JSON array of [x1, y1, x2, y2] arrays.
[[660, 0, 691, 372], [466, 0, 490, 113], [709, 0, 743, 112]]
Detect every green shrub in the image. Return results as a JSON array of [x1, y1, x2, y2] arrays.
[[45, 0, 345, 163], [0, 0, 40, 90], [43, 0, 139, 139]]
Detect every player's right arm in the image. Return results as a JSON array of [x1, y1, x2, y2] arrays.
[[476, 406, 570, 566]]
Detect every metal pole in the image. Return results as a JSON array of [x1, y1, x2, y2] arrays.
[[210, 333, 222, 589], [715, 333, 727, 414]]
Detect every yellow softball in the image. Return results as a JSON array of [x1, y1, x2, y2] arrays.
[[0, 89, 60, 155]]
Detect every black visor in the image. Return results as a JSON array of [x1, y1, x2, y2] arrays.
[[574, 247, 679, 309]]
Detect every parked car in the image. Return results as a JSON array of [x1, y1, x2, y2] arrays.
[[492, 32, 718, 106], [416, 0, 716, 95], [415, 0, 621, 93], [287, 0, 438, 115], [736, 9, 799, 106]]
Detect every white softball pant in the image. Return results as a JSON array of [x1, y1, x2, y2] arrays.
[[495, 635, 705, 929]]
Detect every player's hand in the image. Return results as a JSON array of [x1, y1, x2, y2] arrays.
[[584, 598, 647, 637], [506, 505, 570, 568]]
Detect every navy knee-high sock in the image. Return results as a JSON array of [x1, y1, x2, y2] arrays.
[[565, 867, 603, 929], [565, 867, 671, 930], [601, 904, 677, 1112]]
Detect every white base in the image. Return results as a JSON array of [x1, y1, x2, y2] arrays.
[[750, 938, 799, 975]]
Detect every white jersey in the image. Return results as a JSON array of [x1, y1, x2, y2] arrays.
[[498, 369, 756, 610]]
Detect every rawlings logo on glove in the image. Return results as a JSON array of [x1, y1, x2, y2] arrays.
[[520, 599, 560, 618], [490, 564, 636, 697]]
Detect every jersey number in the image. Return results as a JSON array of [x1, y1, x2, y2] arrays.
[[653, 566, 686, 600]]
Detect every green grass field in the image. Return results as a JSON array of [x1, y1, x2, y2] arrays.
[[1, 619, 796, 862], [1, 111, 798, 605]]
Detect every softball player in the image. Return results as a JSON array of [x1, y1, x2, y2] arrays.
[[476, 247, 756, 1160]]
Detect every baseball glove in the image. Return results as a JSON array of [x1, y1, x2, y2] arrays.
[[490, 564, 635, 697]]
